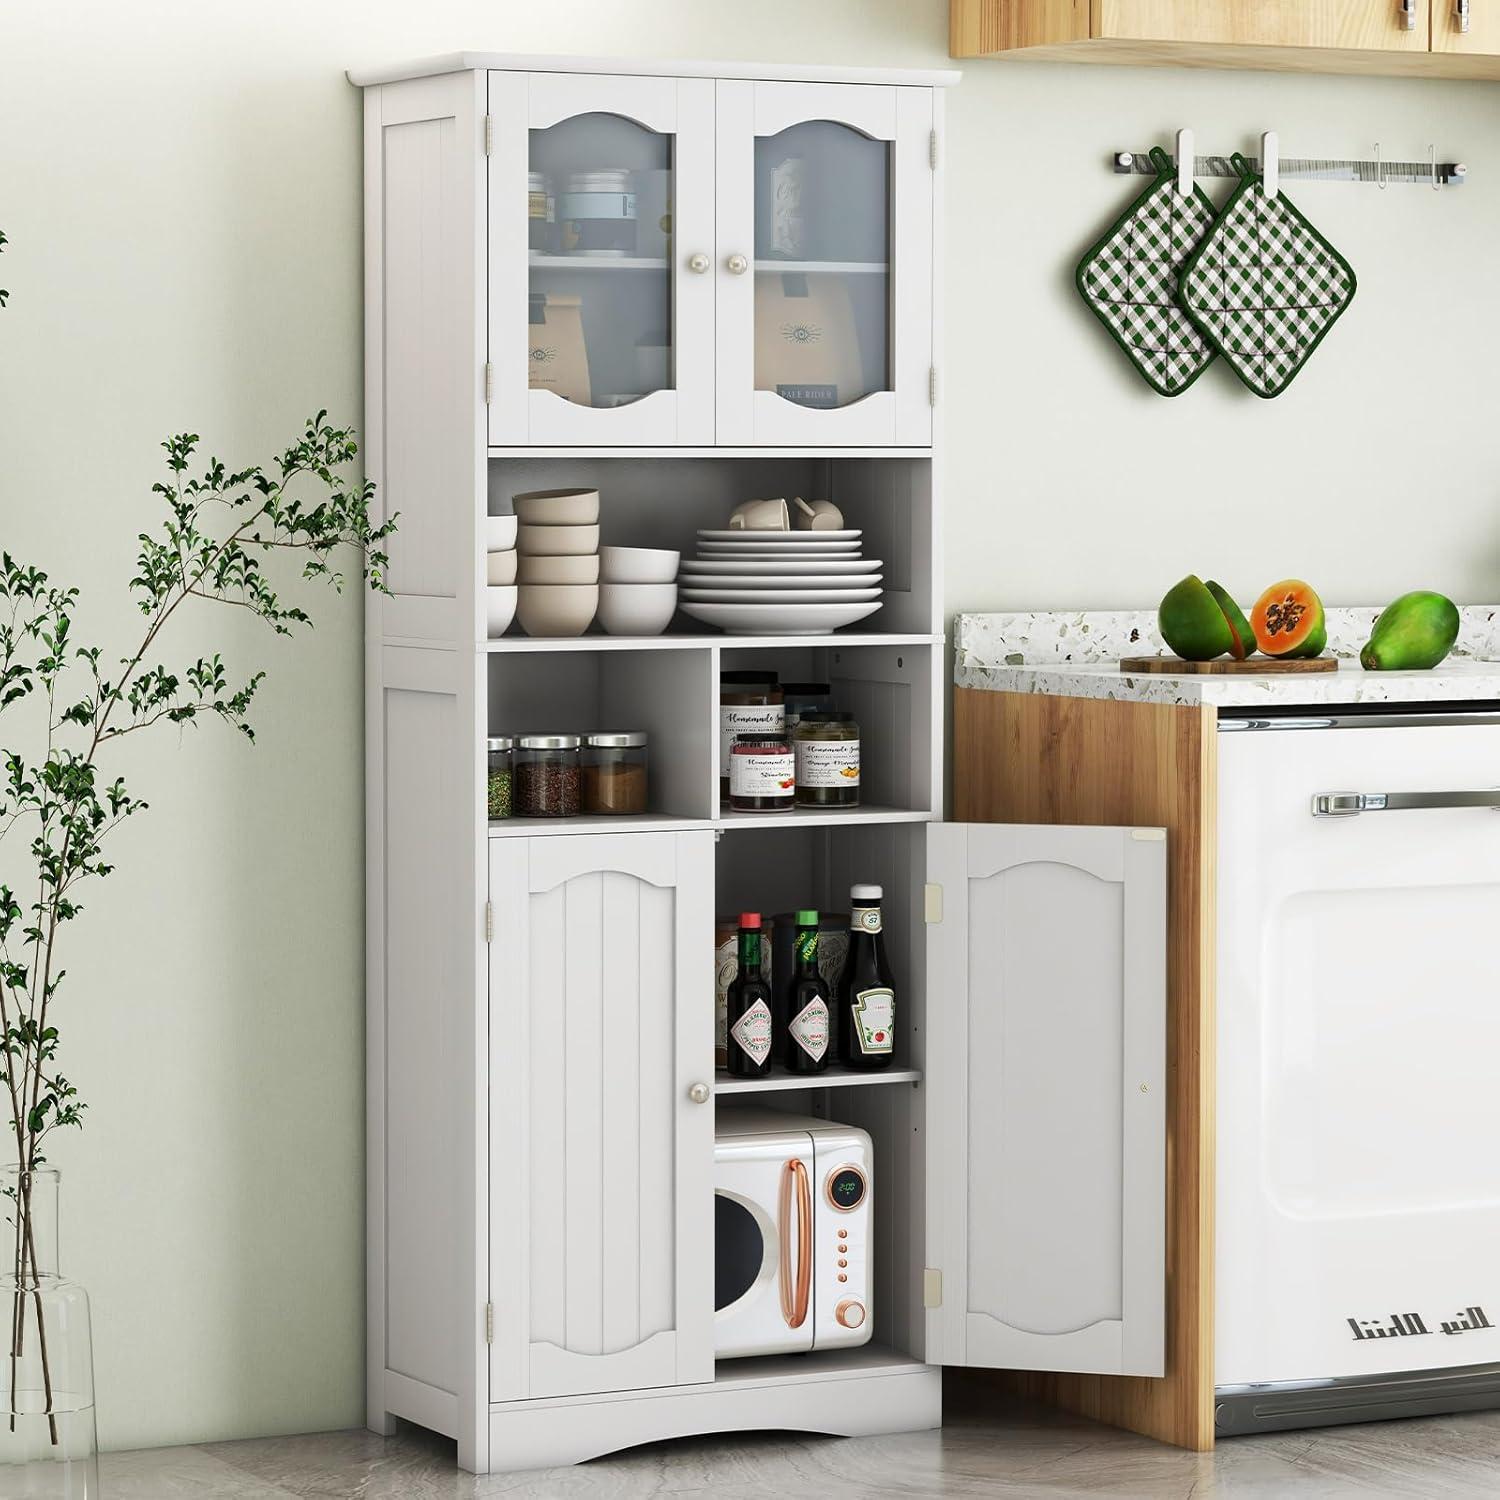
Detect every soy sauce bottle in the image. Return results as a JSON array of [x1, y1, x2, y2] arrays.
[[782, 910, 831, 1074], [836, 884, 895, 1070], [726, 913, 774, 1078]]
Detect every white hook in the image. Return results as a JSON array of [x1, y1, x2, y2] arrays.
[[1375, 141, 1387, 191], [1176, 127, 1195, 197], [1261, 130, 1279, 201], [1431, 144, 1440, 191]]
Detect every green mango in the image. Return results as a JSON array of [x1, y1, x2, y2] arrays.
[[1158, 575, 1232, 661], [1205, 580, 1256, 660], [1360, 592, 1460, 671]]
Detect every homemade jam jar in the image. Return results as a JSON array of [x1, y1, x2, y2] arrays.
[[582, 731, 649, 815], [486, 735, 515, 820], [781, 682, 832, 735], [720, 671, 783, 802], [794, 710, 860, 809], [515, 733, 582, 818], [729, 732, 795, 814]]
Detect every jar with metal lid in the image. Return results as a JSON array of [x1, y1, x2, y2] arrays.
[[558, 169, 638, 256], [487, 735, 515, 820], [781, 681, 832, 735], [720, 671, 783, 802], [515, 734, 582, 817], [583, 732, 649, 815], [794, 710, 860, 809], [729, 733, 795, 814], [527, 171, 554, 253]]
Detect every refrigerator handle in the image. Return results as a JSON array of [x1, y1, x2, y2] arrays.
[[1314, 789, 1500, 817]]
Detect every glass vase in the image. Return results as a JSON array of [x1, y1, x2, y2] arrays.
[[0, 1168, 98, 1497]]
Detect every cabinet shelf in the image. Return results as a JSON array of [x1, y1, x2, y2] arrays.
[[487, 806, 934, 837], [717, 805, 934, 831], [715, 1066, 921, 1095], [756, 260, 888, 275], [529, 253, 669, 271], [483, 632, 942, 653]]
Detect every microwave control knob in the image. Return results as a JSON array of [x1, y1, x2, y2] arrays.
[[835, 1299, 865, 1330], [687, 1082, 711, 1105]]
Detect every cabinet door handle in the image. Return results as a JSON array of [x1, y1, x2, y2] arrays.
[[1313, 789, 1500, 817], [778, 1158, 812, 1329], [1456, 0, 1472, 32], [726, 253, 749, 275], [687, 1081, 711, 1104], [687, 252, 710, 274], [1399, 0, 1417, 28]]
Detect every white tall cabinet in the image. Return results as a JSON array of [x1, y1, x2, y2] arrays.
[[354, 52, 1170, 1475]]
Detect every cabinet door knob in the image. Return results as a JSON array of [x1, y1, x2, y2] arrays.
[[687, 1082, 711, 1104], [726, 253, 749, 275], [687, 251, 711, 274]]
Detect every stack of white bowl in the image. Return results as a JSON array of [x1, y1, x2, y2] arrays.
[[515, 489, 601, 638], [484, 515, 518, 636], [598, 547, 680, 636]]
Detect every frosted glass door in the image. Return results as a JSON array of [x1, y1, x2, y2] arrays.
[[716, 81, 934, 446], [489, 72, 715, 445]]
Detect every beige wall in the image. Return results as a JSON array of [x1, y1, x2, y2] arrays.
[[1, 0, 1496, 1452]]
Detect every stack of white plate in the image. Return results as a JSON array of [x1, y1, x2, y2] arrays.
[[678, 530, 883, 635]]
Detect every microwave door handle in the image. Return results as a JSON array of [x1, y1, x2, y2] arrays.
[[1313, 789, 1500, 817], [778, 1158, 813, 1330]]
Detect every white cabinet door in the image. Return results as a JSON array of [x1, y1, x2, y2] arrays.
[[715, 81, 934, 447], [488, 71, 716, 446], [925, 823, 1167, 1376], [489, 832, 715, 1401]]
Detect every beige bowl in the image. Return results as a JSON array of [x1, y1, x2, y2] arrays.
[[513, 488, 600, 526], [485, 549, 517, 586], [599, 546, 680, 584], [517, 584, 599, 638], [518, 522, 600, 557], [597, 582, 678, 637], [485, 515, 518, 552], [519, 553, 600, 585], [485, 585, 518, 638]]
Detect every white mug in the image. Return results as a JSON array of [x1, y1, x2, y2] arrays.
[[729, 497, 791, 531], [792, 497, 845, 531]]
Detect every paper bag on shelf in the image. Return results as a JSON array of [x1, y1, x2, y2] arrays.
[[754, 272, 863, 409], [528, 293, 591, 405]]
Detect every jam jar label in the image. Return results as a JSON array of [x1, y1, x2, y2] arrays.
[[730, 998, 773, 1064], [729, 749, 795, 800], [719, 704, 784, 773], [795, 738, 860, 788], [852, 987, 894, 1054]]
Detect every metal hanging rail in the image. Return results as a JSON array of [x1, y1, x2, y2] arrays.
[[1112, 149, 1467, 188]]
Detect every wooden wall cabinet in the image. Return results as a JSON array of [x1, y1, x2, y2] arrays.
[[953, 0, 1500, 76]]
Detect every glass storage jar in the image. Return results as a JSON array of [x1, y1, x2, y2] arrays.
[[515, 734, 583, 817], [729, 732, 795, 814], [720, 671, 783, 802], [794, 710, 860, 809], [558, 169, 638, 256], [583, 732, 649, 815], [527, 171, 554, 252], [781, 681, 832, 735], [487, 735, 515, 820]]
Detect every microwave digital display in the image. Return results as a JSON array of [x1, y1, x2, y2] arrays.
[[827, 1166, 865, 1211]]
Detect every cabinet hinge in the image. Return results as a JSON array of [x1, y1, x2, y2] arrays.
[[929, 129, 939, 170], [928, 366, 937, 407], [924, 883, 943, 924], [923, 1268, 943, 1308], [484, 1301, 494, 1343], [484, 362, 495, 405], [484, 900, 494, 943], [484, 114, 494, 156]]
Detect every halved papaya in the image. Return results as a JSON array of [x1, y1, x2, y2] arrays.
[[1251, 580, 1326, 658], [1158, 575, 1233, 660], [1205, 581, 1256, 660]]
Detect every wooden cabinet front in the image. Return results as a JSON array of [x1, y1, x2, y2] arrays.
[[1095, 0, 1429, 52], [1432, 0, 1500, 54]]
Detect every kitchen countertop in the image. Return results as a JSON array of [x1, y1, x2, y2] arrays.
[[955, 607, 1500, 708]]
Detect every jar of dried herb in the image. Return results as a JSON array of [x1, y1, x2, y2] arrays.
[[583, 732, 649, 815], [487, 735, 515, 820], [516, 734, 582, 817]]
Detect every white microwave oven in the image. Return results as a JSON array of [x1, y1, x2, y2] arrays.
[[714, 1108, 874, 1360]]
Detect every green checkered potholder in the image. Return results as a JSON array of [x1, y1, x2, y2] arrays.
[[1075, 146, 1220, 397], [1178, 153, 1357, 399]]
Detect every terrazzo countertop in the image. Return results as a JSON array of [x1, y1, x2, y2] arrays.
[[954, 607, 1500, 708]]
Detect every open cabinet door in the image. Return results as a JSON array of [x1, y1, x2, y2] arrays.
[[925, 823, 1167, 1377]]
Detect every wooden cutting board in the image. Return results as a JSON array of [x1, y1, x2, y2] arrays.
[[1120, 655, 1338, 675]]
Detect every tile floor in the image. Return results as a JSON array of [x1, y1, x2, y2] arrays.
[[98, 1390, 1500, 1498]]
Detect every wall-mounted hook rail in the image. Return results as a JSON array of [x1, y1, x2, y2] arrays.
[[1112, 150, 1467, 187]]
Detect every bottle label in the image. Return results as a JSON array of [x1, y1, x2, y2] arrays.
[[796, 738, 860, 788], [790, 997, 830, 1062], [729, 749, 795, 800], [852, 987, 894, 1054], [852, 905, 883, 935], [730, 998, 773, 1064], [720, 704, 785, 775]]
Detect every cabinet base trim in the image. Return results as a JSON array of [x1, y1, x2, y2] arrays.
[[384, 1370, 459, 1437], [1216, 1363, 1500, 1437]]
